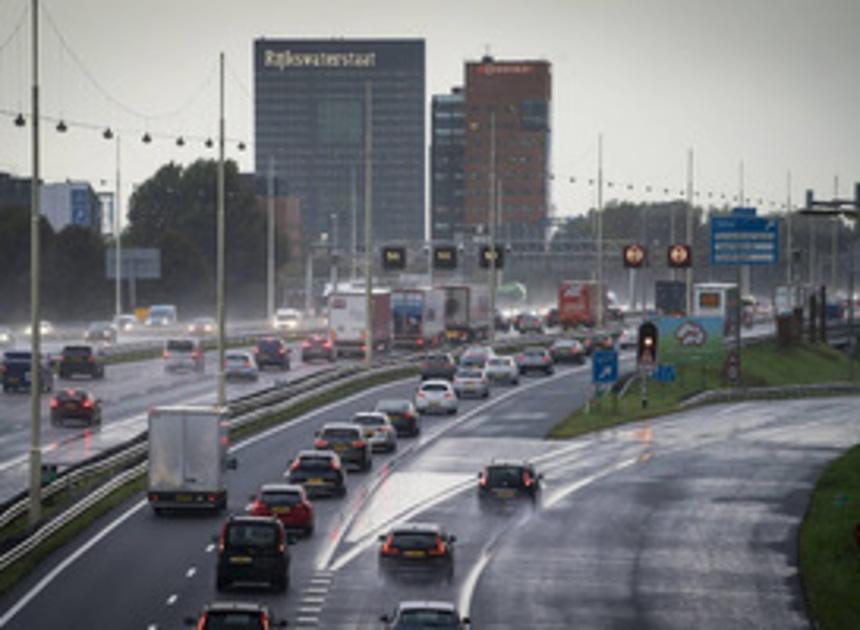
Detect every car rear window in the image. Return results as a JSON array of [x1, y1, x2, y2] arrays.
[[226, 353, 249, 362], [62, 346, 92, 357], [425, 354, 450, 364], [322, 428, 360, 439], [260, 491, 301, 507], [457, 370, 483, 379], [487, 466, 526, 486], [391, 532, 438, 549], [376, 400, 408, 413], [167, 340, 194, 352], [421, 383, 448, 392], [487, 358, 507, 366], [296, 456, 334, 469], [398, 610, 457, 625], [226, 524, 278, 547], [203, 612, 264, 629], [353, 415, 384, 426], [257, 339, 280, 351], [4, 352, 32, 362], [525, 349, 545, 356]]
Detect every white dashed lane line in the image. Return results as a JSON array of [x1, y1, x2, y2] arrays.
[[185, 567, 196, 578], [166, 594, 178, 606]]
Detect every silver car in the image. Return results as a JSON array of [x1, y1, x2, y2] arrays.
[[484, 356, 520, 385], [452, 368, 490, 399], [224, 351, 259, 381], [415, 379, 459, 415], [352, 412, 398, 453]]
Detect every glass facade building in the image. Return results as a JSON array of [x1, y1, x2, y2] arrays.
[[254, 39, 425, 249], [430, 88, 465, 241]]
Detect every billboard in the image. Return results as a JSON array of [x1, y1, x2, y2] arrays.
[[655, 316, 724, 365]]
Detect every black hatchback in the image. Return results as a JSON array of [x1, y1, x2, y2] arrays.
[[215, 516, 292, 592], [286, 450, 347, 498], [254, 337, 291, 370], [478, 460, 543, 505], [58, 345, 105, 380]]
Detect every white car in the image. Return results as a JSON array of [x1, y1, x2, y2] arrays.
[[415, 379, 458, 415], [452, 368, 490, 399], [352, 412, 397, 453], [0, 327, 14, 347], [224, 351, 259, 381], [163, 338, 205, 373], [273, 308, 302, 332], [113, 314, 137, 332], [484, 356, 520, 385]]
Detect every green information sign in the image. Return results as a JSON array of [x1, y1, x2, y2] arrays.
[[655, 317, 725, 365]]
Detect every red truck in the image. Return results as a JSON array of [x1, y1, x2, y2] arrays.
[[558, 281, 607, 328]]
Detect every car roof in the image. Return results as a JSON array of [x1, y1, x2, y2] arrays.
[[391, 522, 443, 535], [353, 411, 388, 421], [397, 601, 458, 613], [376, 398, 412, 406], [321, 422, 361, 432], [488, 458, 530, 468], [297, 449, 336, 458], [420, 379, 452, 387], [204, 601, 268, 614]]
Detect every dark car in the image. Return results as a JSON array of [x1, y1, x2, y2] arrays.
[[544, 307, 560, 328], [494, 311, 511, 333], [301, 334, 336, 362], [215, 515, 292, 592], [378, 522, 456, 582], [374, 399, 420, 437], [247, 483, 314, 537], [549, 338, 586, 364], [419, 353, 457, 381], [50, 389, 102, 427], [516, 313, 544, 334], [254, 337, 291, 370], [184, 602, 287, 629], [478, 460, 542, 506], [58, 345, 105, 380], [381, 601, 470, 630], [1, 351, 54, 393], [515, 347, 554, 375], [314, 423, 371, 471], [458, 345, 495, 369], [286, 450, 347, 498], [83, 321, 117, 344]]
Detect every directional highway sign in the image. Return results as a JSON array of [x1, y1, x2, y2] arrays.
[[592, 350, 619, 384], [710, 215, 779, 266]]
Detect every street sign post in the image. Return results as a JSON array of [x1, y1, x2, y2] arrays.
[[592, 350, 619, 384], [710, 215, 779, 266]]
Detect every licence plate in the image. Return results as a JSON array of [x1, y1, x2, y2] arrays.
[[175, 494, 193, 502], [404, 550, 426, 558], [494, 489, 516, 499], [229, 555, 252, 565], [64, 403, 77, 410], [430, 401, 439, 408], [308, 478, 324, 485], [363, 429, 374, 438], [334, 444, 347, 452], [272, 506, 290, 514]]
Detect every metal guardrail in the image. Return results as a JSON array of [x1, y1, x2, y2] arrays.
[[0, 332, 565, 574]]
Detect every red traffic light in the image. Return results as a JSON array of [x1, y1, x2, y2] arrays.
[[637, 322, 658, 366], [667, 244, 692, 268]]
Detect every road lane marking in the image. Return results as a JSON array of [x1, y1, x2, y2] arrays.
[[298, 607, 322, 614], [185, 567, 196, 578], [166, 594, 178, 606], [205, 543, 215, 553], [301, 597, 325, 604], [303, 587, 328, 594]]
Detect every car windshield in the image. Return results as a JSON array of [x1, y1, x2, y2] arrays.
[[260, 490, 301, 507], [322, 428, 359, 439], [167, 340, 194, 352], [391, 532, 438, 549], [421, 383, 449, 393], [226, 524, 277, 548], [353, 415, 384, 426], [487, 466, 526, 486], [397, 609, 458, 626], [203, 611, 265, 629]]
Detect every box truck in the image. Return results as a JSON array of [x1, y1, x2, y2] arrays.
[[329, 290, 392, 357], [391, 288, 446, 349], [441, 284, 491, 343]]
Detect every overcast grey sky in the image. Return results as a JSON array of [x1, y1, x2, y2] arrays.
[[0, 0, 858, 225]]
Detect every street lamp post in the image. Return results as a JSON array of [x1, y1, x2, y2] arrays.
[[487, 109, 497, 343], [216, 52, 226, 408]]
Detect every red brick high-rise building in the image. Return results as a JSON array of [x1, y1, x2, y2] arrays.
[[462, 56, 551, 237]]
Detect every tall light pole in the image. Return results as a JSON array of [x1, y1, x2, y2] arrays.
[[786, 171, 793, 284], [27, 0, 42, 526], [114, 135, 122, 319], [832, 175, 839, 291], [363, 81, 374, 366], [350, 166, 358, 283], [487, 109, 497, 343], [266, 155, 275, 322], [216, 52, 226, 408], [685, 148, 694, 315], [596, 133, 604, 328]]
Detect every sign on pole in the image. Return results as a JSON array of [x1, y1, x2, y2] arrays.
[[710, 215, 779, 266], [592, 350, 619, 384], [655, 316, 725, 366], [106, 248, 161, 279]]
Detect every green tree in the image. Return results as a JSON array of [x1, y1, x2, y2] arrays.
[[45, 225, 110, 321], [0, 206, 55, 323]]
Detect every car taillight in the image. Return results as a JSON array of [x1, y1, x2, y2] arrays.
[[444, 392, 454, 400], [197, 612, 208, 630], [192, 351, 201, 359], [416, 338, 425, 346], [429, 537, 447, 556], [302, 341, 311, 348], [523, 471, 533, 486], [278, 530, 286, 553], [517, 354, 525, 362], [352, 440, 366, 449], [331, 459, 341, 471], [323, 341, 333, 349], [314, 439, 329, 449], [278, 348, 286, 355], [416, 392, 426, 399], [543, 355, 550, 363], [49, 399, 59, 409], [479, 472, 487, 487], [82, 399, 93, 409], [162, 351, 169, 359], [381, 535, 399, 556], [217, 525, 226, 553], [289, 459, 300, 471]]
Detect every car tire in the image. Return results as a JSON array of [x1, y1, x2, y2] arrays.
[[447, 408, 457, 415], [482, 390, 489, 399], [337, 485, 347, 498]]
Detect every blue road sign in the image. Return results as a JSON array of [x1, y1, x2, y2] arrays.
[[710, 213, 779, 266], [731, 206, 757, 217], [592, 350, 619, 384], [651, 364, 677, 383]]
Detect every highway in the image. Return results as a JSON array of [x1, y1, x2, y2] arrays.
[[1, 363, 857, 628]]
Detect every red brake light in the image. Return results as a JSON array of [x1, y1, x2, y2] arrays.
[[314, 439, 329, 449], [323, 341, 333, 349], [82, 398, 94, 409], [444, 392, 454, 400], [417, 338, 425, 346], [352, 440, 366, 449], [278, 348, 286, 355], [429, 537, 447, 556], [517, 354, 525, 361], [479, 472, 487, 487], [381, 535, 399, 556], [302, 341, 311, 348], [217, 525, 226, 553], [523, 471, 533, 486], [49, 399, 59, 409], [162, 350, 170, 359], [290, 459, 300, 471], [330, 459, 341, 471], [197, 612, 207, 630], [416, 391, 426, 399]]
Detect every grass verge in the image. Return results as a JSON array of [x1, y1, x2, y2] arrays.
[[548, 342, 860, 439], [798, 443, 860, 630]]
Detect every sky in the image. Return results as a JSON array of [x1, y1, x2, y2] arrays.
[[0, 0, 858, 229]]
